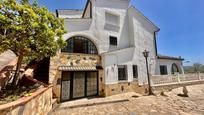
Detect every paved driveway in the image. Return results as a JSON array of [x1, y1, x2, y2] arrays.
[[49, 84, 204, 115]]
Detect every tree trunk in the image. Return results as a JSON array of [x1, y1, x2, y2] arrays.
[[11, 50, 24, 86]]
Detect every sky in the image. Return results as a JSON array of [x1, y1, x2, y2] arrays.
[[37, 0, 204, 65]]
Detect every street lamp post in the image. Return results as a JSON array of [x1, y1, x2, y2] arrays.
[[143, 50, 153, 95]]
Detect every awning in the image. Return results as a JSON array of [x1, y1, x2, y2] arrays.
[[58, 66, 97, 71]]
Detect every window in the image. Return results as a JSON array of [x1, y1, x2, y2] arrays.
[[160, 65, 168, 75], [133, 65, 138, 79], [118, 65, 127, 81], [110, 36, 117, 46], [61, 36, 98, 54], [171, 63, 180, 74], [105, 12, 120, 26]]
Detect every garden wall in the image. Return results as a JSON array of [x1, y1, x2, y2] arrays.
[[0, 86, 52, 115]]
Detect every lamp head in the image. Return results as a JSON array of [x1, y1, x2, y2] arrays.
[[143, 50, 149, 58]]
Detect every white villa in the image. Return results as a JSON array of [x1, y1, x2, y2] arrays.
[[49, 0, 184, 102]]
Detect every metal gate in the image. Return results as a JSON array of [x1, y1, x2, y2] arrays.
[[61, 71, 98, 102], [61, 72, 71, 101], [87, 72, 98, 96], [73, 72, 85, 98]]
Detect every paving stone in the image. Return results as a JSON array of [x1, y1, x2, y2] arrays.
[[49, 84, 204, 115]]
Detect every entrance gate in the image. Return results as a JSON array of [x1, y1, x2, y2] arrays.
[[61, 71, 98, 101]]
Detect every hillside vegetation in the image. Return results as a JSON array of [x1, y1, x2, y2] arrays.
[[184, 63, 204, 73]]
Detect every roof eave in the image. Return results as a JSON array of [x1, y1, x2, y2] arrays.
[[157, 56, 185, 61], [82, 0, 90, 18]]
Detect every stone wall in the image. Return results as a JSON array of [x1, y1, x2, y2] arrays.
[[0, 86, 52, 115], [105, 81, 148, 96], [98, 70, 106, 97], [49, 52, 101, 84], [49, 52, 103, 101]]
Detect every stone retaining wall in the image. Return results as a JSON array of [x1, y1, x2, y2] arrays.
[[0, 86, 53, 115]]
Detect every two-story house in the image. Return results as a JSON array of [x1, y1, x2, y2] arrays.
[[49, 0, 184, 102]]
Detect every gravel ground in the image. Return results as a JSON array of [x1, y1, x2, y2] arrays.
[[49, 84, 204, 115]]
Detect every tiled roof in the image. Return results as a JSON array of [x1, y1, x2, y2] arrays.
[[158, 54, 184, 61]]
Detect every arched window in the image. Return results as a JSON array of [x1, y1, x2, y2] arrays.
[[62, 36, 98, 54], [171, 63, 180, 74]]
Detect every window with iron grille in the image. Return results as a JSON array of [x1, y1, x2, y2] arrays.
[[61, 36, 98, 54], [133, 65, 138, 79], [118, 65, 127, 81], [109, 36, 117, 46]]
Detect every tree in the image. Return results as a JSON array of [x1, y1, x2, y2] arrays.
[[200, 65, 204, 73], [184, 63, 204, 73], [184, 66, 194, 73], [0, 0, 66, 86], [193, 63, 202, 73]]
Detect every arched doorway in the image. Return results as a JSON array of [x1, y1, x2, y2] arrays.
[[171, 63, 180, 74], [62, 36, 98, 54]]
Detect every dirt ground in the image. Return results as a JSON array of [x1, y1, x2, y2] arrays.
[[49, 84, 204, 115]]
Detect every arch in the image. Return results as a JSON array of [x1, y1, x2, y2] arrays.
[[62, 36, 98, 54], [171, 63, 180, 74]]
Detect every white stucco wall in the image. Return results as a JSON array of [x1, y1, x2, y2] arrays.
[[57, 10, 83, 18], [58, 0, 172, 85], [91, 0, 132, 52], [64, 19, 92, 32], [61, 0, 131, 54], [155, 59, 184, 75], [127, 7, 159, 84], [91, 0, 158, 85], [101, 47, 134, 84]]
